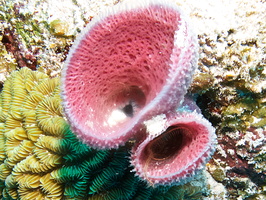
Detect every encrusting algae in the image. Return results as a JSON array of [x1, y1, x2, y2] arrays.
[[0, 67, 207, 200]]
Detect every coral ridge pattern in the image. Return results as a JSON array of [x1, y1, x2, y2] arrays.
[[0, 68, 205, 200]]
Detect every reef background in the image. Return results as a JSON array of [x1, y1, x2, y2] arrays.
[[0, 0, 265, 199]]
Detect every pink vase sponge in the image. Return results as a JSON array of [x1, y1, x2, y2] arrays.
[[131, 99, 216, 185], [61, 0, 198, 149]]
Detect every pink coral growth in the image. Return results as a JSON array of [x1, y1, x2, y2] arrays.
[[61, 0, 198, 149]]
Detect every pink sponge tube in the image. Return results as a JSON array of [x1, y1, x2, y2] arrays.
[[61, 0, 198, 149], [131, 105, 216, 186]]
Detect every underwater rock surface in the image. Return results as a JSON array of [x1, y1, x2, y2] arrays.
[[0, 0, 265, 199]]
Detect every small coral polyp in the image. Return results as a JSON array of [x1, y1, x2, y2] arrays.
[[61, 0, 198, 149]]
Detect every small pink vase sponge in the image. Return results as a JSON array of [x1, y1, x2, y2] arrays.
[[61, 0, 216, 186]]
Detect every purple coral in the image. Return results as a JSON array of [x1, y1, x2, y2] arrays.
[[61, 0, 198, 149]]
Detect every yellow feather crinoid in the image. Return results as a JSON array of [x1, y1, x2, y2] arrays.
[[0, 67, 66, 200]]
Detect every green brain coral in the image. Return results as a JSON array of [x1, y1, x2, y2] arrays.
[[0, 68, 204, 200]]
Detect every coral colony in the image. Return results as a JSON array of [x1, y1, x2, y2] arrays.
[[0, 0, 216, 199]]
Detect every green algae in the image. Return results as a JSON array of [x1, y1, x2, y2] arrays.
[[252, 148, 266, 175], [221, 95, 265, 131], [245, 194, 266, 200], [0, 0, 73, 76], [190, 72, 215, 94], [249, 62, 266, 79], [0, 1, 48, 48], [0, 36, 17, 75], [49, 19, 70, 37], [211, 168, 226, 183], [0, 2, 17, 74]]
